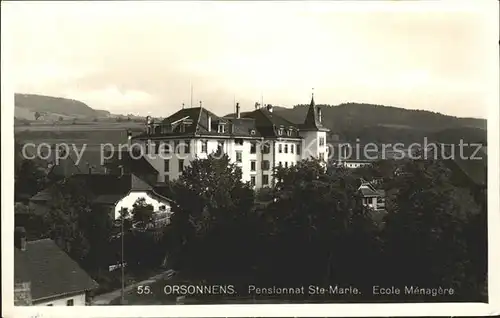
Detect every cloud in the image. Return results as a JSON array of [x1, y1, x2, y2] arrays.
[[63, 86, 159, 114], [5, 1, 497, 118]]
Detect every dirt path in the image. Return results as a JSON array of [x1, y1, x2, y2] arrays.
[[91, 269, 175, 305]]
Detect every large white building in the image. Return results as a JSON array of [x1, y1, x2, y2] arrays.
[[131, 96, 329, 189]]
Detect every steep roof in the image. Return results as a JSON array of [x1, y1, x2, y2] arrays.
[[425, 144, 487, 187], [15, 239, 98, 302], [134, 107, 260, 139], [30, 174, 131, 203], [300, 95, 329, 132], [358, 180, 385, 197], [242, 107, 300, 138]]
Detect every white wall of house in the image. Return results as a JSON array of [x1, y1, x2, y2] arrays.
[[299, 131, 327, 161], [135, 132, 327, 189], [113, 191, 173, 220], [36, 292, 86, 306]]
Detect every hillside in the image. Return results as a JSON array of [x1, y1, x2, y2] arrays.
[[272, 103, 486, 145], [226, 103, 486, 145]]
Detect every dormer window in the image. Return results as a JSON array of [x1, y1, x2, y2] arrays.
[[218, 124, 225, 133], [278, 128, 284, 136], [180, 124, 185, 133], [287, 129, 293, 137], [250, 129, 256, 135]]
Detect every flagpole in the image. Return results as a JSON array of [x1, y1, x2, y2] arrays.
[[121, 208, 125, 304]]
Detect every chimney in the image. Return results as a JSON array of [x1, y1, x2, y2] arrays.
[[208, 116, 211, 132], [127, 129, 132, 146], [15, 227, 27, 251], [318, 107, 322, 123], [266, 104, 273, 113], [236, 103, 240, 119]]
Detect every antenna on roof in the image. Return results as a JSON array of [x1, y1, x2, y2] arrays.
[[233, 94, 236, 116], [182, 103, 185, 109], [190, 83, 193, 108], [261, 92, 263, 109]]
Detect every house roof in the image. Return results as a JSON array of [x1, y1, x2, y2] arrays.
[[426, 144, 487, 187], [15, 239, 98, 302], [47, 147, 107, 178], [242, 107, 300, 137], [358, 180, 385, 197], [30, 174, 131, 203], [132, 104, 310, 139], [300, 96, 329, 132]]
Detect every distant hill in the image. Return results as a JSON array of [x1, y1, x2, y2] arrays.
[[229, 102, 486, 145], [14, 93, 117, 121]]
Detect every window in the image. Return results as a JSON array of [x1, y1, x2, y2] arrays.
[[162, 142, 171, 154], [184, 140, 190, 154], [287, 130, 292, 136], [218, 124, 225, 133], [261, 160, 270, 171], [250, 160, 256, 171], [201, 140, 208, 153], [279, 144, 283, 153], [250, 129, 256, 135], [236, 151, 242, 163], [164, 175, 169, 183], [217, 141, 224, 154], [284, 144, 288, 154], [261, 143, 270, 154], [250, 142, 257, 154], [297, 143, 301, 155], [153, 142, 159, 154], [291, 144, 294, 154], [279, 161, 282, 167], [262, 175, 269, 185], [319, 137, 325, 147], [66, 299, 74, 306], [278, 128, 283, 136], [285, 162, 288, 168], [174, 140, 180, 153], [145, 141, 149, 155], [250, 176, 256, 187], [319, 152, 325, 160], [179, 124, 185, 133], [235, 138, 243, 146], [164, 159, 169, 172], [178, 159, 184, 172]]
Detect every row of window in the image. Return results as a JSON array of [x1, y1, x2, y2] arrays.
[[46, 299, 74, 306], [164, 159, 184, 172], [250, 175, 270, 187], [146, 140, 306, 156], [278, 143, 302, 155]]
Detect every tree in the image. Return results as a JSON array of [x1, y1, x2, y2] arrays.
[[131, 197, 154, 225], [263, 159, 381, 290], [167, 154, 255, 276], [34, 111, 41, 120], [58, 116, 64, 121], [42, 177, 94, 262], [381, 160, 482, 300], [15, 153, 47, 200]]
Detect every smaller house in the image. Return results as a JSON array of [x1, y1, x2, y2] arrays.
[[113, 189, 175, 224], [14, 228, 98, 306], [358, 179, 386, 211]]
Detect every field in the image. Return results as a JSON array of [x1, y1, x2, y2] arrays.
[[15, 122, 146, 172]]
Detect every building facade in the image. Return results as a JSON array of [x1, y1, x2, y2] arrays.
[[131, 96, 329, 189]]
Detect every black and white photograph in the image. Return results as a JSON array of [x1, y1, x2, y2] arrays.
[[2, 1, 499, 317]]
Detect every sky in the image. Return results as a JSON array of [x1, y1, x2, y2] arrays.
[[4, 1, 498, 118]]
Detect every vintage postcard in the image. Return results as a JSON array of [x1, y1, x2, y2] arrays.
[[2, 1, 499, 317]]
